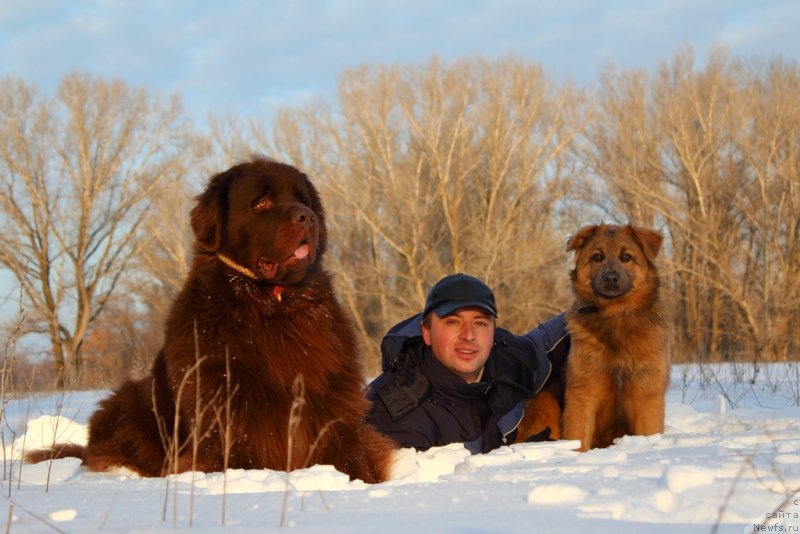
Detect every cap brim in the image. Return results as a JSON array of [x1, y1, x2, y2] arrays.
[[431, 301, 497, 317]]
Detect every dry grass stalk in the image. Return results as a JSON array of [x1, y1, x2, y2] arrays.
[[1, 493, 66, 533], [279, 374, 343, 527], [212, 346, 238, 526]]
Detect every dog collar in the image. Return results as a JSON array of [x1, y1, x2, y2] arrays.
[[216, 253, 258, 280]]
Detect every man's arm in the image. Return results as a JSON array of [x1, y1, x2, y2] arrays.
[[516, 313, 570, 393]]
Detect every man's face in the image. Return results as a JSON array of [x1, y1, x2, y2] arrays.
[[422, 307, 495, 383]]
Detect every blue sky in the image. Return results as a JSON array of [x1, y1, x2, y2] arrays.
[[1, 0, 798, 123]]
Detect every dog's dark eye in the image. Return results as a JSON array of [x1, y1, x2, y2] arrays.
[[591, 252, 604, 262], [254, 196, 273, 211], [620, 252, 633, 262]]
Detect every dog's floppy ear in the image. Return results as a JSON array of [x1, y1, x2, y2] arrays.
[[566, 224, 601, 253], [191, 167, 237, 253], [628, 224, 664, 262]]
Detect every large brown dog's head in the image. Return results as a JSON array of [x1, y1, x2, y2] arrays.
[[190, 157, 326, 285], [566, 223, 662, 307]]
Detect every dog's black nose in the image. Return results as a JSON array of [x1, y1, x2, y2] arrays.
[[288, 206, 316, 227], [602, 270, 619, 286]]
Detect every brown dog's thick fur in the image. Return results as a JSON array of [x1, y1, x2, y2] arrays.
[[517, 223, 670, 451], [26, 158, 396, 482]]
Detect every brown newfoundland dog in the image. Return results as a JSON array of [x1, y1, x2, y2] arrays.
[[27, 157, 396, 483], [517, 223, 670, 451]]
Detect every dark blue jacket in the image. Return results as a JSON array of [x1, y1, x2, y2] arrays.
[[365, 313, 569, 453]]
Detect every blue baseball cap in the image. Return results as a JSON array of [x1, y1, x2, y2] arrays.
[[422, 273, 497, 318]]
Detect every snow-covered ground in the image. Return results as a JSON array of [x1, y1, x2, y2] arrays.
[[3, 362, 800, 533]]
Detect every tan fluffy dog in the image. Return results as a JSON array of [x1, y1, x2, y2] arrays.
[[517, 223, 670, 451]]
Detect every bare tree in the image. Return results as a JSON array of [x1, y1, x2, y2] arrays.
[[136, 49, 798, 373], [734, 58, 800, 361], [0, 73, 188, 388], [581, 47, 800, 362], [205, 111, 270, 169], [579, 64, 665, 226], [135, 176, 196, 307], [79, 294, 154, 386], [269, 57, 581, 371]]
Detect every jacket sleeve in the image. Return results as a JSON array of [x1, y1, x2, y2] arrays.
[[516, 313, 570, 393]]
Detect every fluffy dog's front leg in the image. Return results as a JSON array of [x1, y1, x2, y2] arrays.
[[562, 387, 597, 451], [625, 388, 666, 437]]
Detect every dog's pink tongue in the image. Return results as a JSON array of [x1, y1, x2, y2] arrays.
[[293, 244, 310, 259]]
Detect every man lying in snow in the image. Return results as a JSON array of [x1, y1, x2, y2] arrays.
[[366, 273, 568, 453]]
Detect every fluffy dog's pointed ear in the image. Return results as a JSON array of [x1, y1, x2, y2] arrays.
[[191, 167, 236, 253], [628, 224, 664, 262], [566, 224, 601, 253]]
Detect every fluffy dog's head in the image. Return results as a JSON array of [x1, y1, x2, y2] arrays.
[[190, 157, 326, 285], [566, 223, 662, 312]]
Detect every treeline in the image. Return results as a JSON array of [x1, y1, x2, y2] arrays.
[[1, 47, 797, 389]]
